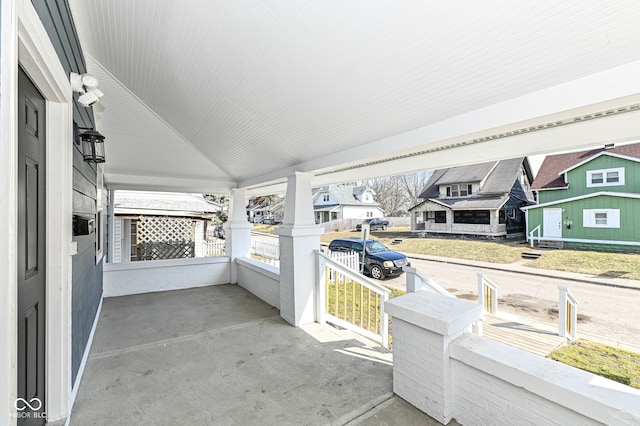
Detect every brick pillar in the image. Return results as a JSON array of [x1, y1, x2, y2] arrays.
[[275, 172, 324, 326], [385, 292, 481, 424]]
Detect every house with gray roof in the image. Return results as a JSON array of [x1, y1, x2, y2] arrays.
[[409, 158, 535, 237], [312, 185, 385, 223]]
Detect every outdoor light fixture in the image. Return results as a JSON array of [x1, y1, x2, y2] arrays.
[[564, 218, 573, 229], [76, 126, 106, 163], [70, 72, 104, 107]]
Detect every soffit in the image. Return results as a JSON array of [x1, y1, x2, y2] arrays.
[[68, 0, 640, 191]]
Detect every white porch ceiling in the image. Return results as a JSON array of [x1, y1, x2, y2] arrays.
[[68, 0, 640, 194]]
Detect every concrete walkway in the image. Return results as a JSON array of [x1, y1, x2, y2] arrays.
[[69, 285, 448, 425]]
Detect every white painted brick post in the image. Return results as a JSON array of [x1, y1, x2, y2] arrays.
[[226, 188, 252, 283], [194, 220, 204, 258], [385, 292, 481, 424]]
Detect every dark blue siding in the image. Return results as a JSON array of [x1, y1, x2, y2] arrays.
[[32, 0, 103, 385]]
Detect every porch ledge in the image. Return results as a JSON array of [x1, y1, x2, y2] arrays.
[[236, 257, 279, 280], [104, 256, 229, 272], [451, 333, 640, 425]]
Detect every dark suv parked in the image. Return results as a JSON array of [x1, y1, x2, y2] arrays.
[[355, 218, 389, 231], [328, 238, 409, 279]]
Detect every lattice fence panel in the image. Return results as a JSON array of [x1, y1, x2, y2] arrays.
[[134, 217, 195, 261]]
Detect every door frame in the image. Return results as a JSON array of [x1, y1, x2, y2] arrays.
[[1, 0, 73, 423]]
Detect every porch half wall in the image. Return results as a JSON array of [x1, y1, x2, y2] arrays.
[[103, 257, 230, 297]]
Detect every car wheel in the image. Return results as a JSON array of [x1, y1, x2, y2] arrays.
[[382, 225, 387, 230], [370, 264, 384, 280]]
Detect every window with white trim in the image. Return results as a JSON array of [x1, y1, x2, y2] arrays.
[[586, 167, 624, 187], [446, 183, 472, 197], [583, 209, 620, 228], [322, 193, 330, 202], [96, 164, 105, 263]]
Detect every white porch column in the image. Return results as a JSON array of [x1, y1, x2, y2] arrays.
[[225, 188, 252, 283], [275, 172, 324, 326]]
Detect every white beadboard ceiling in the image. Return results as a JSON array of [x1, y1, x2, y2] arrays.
[[68, 0, 640, 194]]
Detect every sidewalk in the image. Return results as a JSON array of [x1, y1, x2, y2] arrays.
[[405, 252, 640, 291]]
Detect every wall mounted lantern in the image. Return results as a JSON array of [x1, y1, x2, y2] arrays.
[[76, 126, 106, 163], [563, 218, 573, 229]]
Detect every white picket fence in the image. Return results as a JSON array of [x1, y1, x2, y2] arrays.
[[251, 240, 280, 260], [203, 240, 226, 257]]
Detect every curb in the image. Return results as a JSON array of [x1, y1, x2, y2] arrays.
[[406, 254, 640, 291]]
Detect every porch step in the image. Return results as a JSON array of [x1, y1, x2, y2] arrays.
[[521, 252, 542, 260], [537, 240, 564, 250]]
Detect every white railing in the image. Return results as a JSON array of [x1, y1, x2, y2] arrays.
[[529, 224, 541, 248], [558, 286, 578, 340], [477, 273, 499, 315], [404, 267, 454, 297], [203, 240, 226, 257], [251, 239, 280, 260], [315, 250, 390, 348]]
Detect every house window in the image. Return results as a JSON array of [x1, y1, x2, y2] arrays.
[[509, 209, 517, 219], [453, 210, 490, 224], [583, 209, 620, 228], [96, 164, 105, 263], [447, 184, 471, 197], [499, 210, 506, 224], [322, 193, 330, 202], [586, 168, 624, 187], [435, 211, 446, 223], [366, 211, 373, 218]]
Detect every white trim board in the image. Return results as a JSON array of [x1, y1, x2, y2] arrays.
[[530, 237, 640, 247], [521, 191, 640, 210], [1, 0, 75, 423]]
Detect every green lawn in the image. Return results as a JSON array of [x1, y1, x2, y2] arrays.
[[527, 250, 640, 280], [549, 340, 640, 389], [317, 229, 640, 280]]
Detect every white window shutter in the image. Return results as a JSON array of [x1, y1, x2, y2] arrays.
[[582, 210, 593, 227], [610, 209, 621, 228]]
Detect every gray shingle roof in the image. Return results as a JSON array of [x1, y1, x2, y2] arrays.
[[114, 191, 220, 213], [316, 185, 380, 206], [418, 158, 527, 199]]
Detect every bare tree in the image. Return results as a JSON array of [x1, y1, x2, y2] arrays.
[[364, 176, 408, 216], [401, 171, 433, 208]]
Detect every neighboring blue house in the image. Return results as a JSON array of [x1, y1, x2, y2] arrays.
[[409, 158, 535, 238]]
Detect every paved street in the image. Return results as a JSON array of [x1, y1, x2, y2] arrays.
[[251, 232, 640, 350], [386, 256, 640, 349]]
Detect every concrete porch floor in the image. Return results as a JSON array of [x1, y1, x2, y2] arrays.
[[69, 284, 450, 425]]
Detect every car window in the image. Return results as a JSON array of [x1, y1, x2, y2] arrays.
[[330, 241, 349, 252], [366, 240, 388, 253], [352, 242, 363, 251]]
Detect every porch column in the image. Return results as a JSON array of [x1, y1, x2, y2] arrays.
[[275, 172, 324, 326], [225, 188, 252, 283]]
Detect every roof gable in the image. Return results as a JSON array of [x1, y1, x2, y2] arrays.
[[417, 158, 527, 199], [314, 185, 378, 206], [531, 142, 640, 190]]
